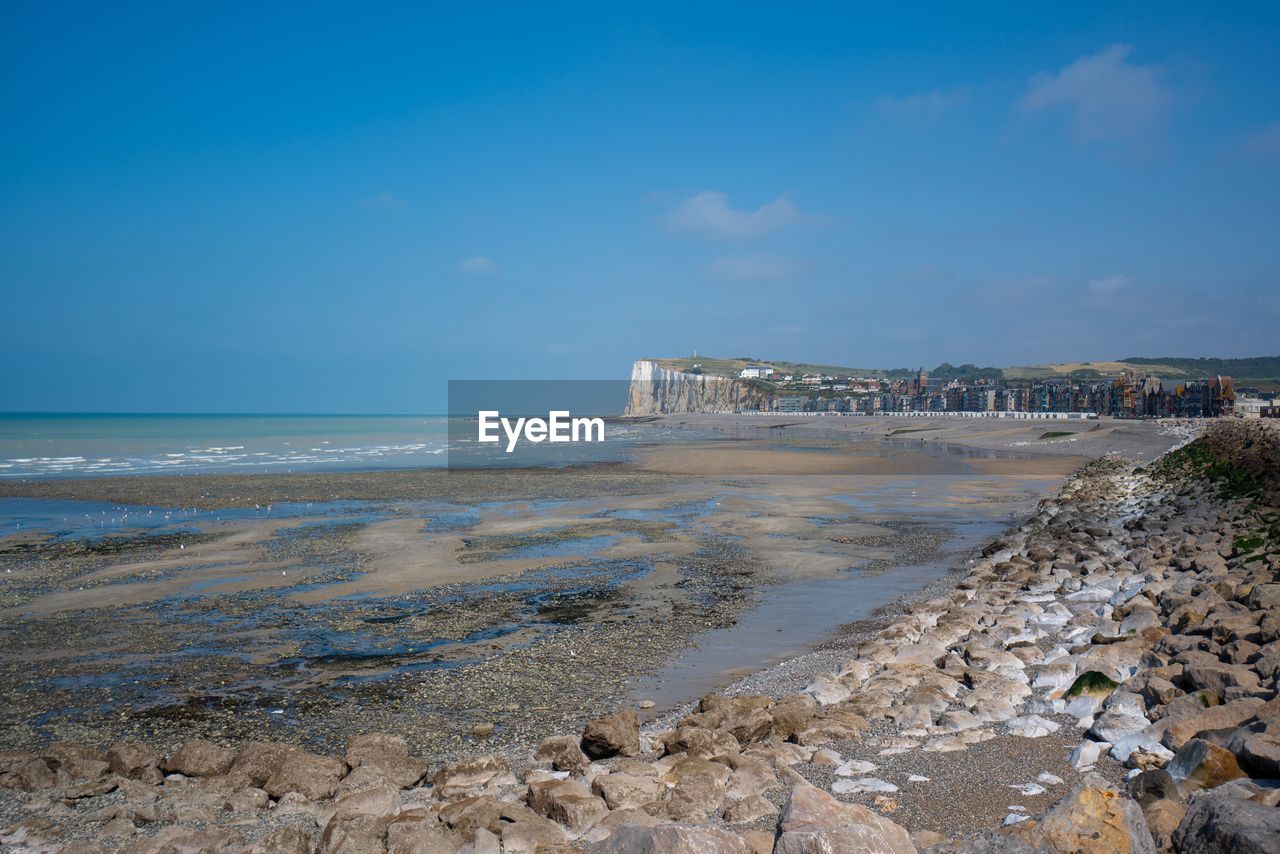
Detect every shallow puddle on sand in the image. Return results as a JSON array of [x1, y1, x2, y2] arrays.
[[631, 476, 1060, 711]]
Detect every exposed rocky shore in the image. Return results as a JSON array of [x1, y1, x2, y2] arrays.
[[2, 420, 1277, 853]]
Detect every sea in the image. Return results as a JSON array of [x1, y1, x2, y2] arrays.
[[0, 412, 711, 479], [0, 413, 452, 478]]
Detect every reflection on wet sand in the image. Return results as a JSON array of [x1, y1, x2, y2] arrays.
[[0, 431, 1109, 758]]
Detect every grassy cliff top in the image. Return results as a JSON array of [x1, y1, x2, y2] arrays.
[[650, 356, 888, 379], [1005, 356, 1280, 389], [645, 355, 1280, 390]]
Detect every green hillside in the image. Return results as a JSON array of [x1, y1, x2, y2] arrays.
[[654, 356, 887, 378], [1120, 356, 1280, 378], [1005, 356, 1280, 390], [648, 355, 1280, 391]]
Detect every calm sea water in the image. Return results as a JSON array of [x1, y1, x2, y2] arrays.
[[0, 414, 450, 478]]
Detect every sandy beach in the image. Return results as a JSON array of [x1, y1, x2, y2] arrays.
[[0, 418, 1188, 759], [1, 415, 1231, 852]]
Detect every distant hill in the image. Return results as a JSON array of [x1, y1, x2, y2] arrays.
[[1005, 356, 1280, 390], [653, 356, 889, 378], [1120, 356, 1280, 378], [648, 355, 1280, 391]]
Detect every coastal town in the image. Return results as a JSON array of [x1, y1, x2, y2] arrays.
[[725, 363, 1278, 419]]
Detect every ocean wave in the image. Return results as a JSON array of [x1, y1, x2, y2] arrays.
[[0, 426, 451, 478]]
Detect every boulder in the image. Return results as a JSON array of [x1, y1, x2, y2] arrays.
[[248, 826, 314, 854], [1142, 799, 1185, 852], [438, 794, 546, 838], [321, 788, 399, 853], [794, 709, 870, 746], [526, 778, 609, 832], [1069, 739, 1109, 771], [384, 808, 461, 853], [662, 726, 740, 761], [1037, 772, 1156, 854], [724, 794, 778, 824], [1088, 704, 1150, 745], [0, 755, 56, 791], [662, 757, 730, 822], [336, 765, 400, 799], [725, 754, 777, 800], [106, 743, 163, 783], [1006, 715, 1060, 738], [430, 755, 512, 800], [1173, 788, 1280, 853], [1155, 697, 1264, 750], [45, 753, 108, 790], [533, 735, 589, 774], [774, 784, 915, 854], [692, 694, 775, 745], [1126, 769, 1177, 808], [265, 751, 349, 801], [1167, 738, 1245, 790], [769, 693, 819, 740], [582, 709, 641, 759], [592, 772, 665, 811], [1223, 720, 1280, 778], [344, 733, 428, 789], [136, 826, 245, 852], [582, 809, 663, 845], [230, 741, 291, 787], [806, 675, 855, 706], [1248, 583, 1280, 610], [501, 816, 570, 852], [1183, 663, 1262, 697], [162, 739, 235, 778], [589, 823, 750, 853]]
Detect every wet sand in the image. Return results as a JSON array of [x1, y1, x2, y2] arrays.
[[650, 412, 1187, 462], [0, 422, 1124, 761]]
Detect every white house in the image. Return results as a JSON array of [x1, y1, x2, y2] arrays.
[[739, 365, 775, 379]]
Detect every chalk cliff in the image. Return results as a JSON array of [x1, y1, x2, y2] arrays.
[[625, 360, 769, 415]]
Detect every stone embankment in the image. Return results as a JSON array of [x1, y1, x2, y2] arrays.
[[2, 421, 1278, 853]]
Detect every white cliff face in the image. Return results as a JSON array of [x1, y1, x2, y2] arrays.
[[625, 360, 768, 415]]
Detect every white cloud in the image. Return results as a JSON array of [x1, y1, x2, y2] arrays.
[[664, 191, 798, 240], [706, 254, 804, 282], [361, 191, 404, 210], [456, 256, 498, 275], [1019, 45, 1172, 141], [876, 88, 968, 118], [1246, 123, 1280, 155], [1088, 274, 1132, 294]]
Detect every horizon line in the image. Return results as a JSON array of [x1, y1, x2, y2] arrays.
[[0, 411, 448, 418]]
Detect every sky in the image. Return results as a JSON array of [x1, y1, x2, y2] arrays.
[[2, 2, 1279, 413]]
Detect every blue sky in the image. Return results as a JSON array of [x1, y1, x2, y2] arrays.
[[2, 2, 1278, 412]]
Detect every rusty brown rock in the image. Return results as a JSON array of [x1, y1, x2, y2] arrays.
[[775, 784, 915, 854], [582, 708, 641, 759], [265, 751, 349, 801], [106, 743, 163, 783], [163, 739, 235, 778]]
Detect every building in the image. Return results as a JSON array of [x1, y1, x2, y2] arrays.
[[776, 395, 805, 412], [739, 365, 775, 379], [1235, 397, 1270, 419], [913, 367, 928, 396]]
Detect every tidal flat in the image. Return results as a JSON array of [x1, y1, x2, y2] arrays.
[[0, 422, 1182, 764]]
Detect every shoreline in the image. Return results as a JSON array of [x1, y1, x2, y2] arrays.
[[0, 430, 1063, 770], [0, 415, 1191, 510], [6, 418, 1270, 852]]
